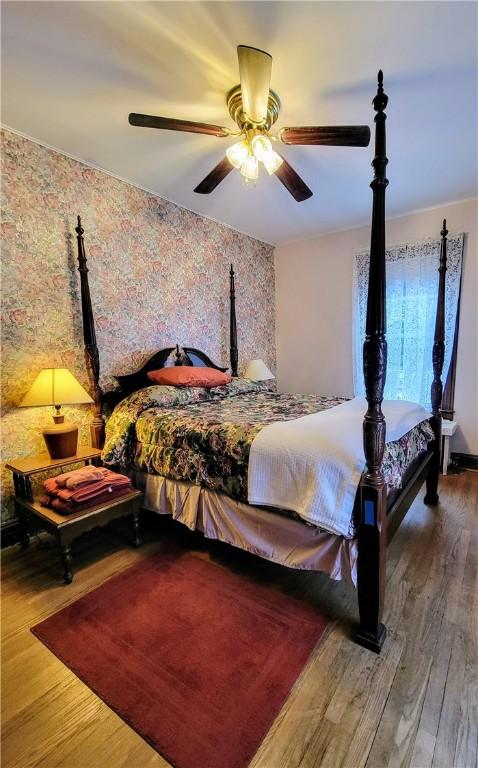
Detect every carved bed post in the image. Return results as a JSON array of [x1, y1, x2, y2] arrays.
[[230, 264, 238, 376], [424, 219, 447, 504], [75, 216, 105, 449], [353, 71, 388, 653]]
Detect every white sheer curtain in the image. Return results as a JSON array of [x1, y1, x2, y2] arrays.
[[353, 234, 464, 409]]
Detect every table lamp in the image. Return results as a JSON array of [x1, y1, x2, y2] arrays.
[[19, 368, 93, 459], [244, 359, 275, 381]]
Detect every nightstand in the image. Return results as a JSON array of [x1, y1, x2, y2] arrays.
[[6, 447, 143, 583]]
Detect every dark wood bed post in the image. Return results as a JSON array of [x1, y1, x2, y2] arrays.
[[424, 219, 448, 504], [75, 216, 105, 449], [230, 264, 239, 376], [353, 71, 389, 654]]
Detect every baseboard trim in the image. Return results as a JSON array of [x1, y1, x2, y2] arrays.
[[450, 452, 478, 471]]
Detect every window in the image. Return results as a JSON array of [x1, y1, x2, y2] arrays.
[[353, 235, 463, 410]]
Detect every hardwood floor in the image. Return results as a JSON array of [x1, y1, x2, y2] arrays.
[[2, 471, 477, 768]]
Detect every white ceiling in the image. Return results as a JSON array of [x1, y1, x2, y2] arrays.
[[2, 1, 477, 244]]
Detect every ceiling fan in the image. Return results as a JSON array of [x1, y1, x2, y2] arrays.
[[128, 45, 371, 203]]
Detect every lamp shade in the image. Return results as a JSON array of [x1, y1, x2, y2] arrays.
[[20, 368, 93, 408], [244, 359, 275, 381]]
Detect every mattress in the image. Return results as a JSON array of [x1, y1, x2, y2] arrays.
[[103, 378, 434, 537]]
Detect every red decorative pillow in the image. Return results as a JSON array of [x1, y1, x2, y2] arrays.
[[147, 366, 232, 388]]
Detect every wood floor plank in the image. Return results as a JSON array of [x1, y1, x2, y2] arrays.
[[2, 678, 103, 768], [1, 472, 477, 768], [315, 632, 404, 768], [453, 645, 478, 768], [1, 641, 72, 721], [364, 649, 432, 768], [31, 702, 169, 768], [452, 487, 478, 768], [409, 617, 455, 768], [432, 628, 468, 768]]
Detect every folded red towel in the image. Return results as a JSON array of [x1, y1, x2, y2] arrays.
[[46, 487, 133, 515], [55, 465, 106, 489], [44, 469, 131, 502], [61, 476, 131, 504]]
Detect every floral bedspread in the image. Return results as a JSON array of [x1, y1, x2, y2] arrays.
[[103, 378, 434, 505]]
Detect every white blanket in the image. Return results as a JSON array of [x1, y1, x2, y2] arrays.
[[247, 397, 431, 537]]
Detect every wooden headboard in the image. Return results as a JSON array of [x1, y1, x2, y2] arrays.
[[102, 345, 227, 411], [75, 216, 239, 447]]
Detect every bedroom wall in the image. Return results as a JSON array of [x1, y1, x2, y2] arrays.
[[275, 197, 478, 455], [1, 129, 276, 528]]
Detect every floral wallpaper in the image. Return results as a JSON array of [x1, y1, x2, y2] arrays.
[[1, 129, 275, 528]]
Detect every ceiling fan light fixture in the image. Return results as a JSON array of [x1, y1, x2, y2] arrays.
[[262, 149, 283, 175], [240, 153, 259, 181], [251, 134, 283, 174], [251, 134, 272, 162], [226, 140, 249, 169], [128, 44, 369, 202]]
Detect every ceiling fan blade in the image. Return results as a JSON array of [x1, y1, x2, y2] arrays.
[[237, 45, 272, 124], [280, 125, 371, 147], [194, 157, 233, 194], [129, 113, 230, 137], [275, 156, 313, 202]]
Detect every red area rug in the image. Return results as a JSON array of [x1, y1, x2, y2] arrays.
[[32, 550, 328, 768]]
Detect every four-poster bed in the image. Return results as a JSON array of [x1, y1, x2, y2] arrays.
[[75, 72, 446, 653]]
